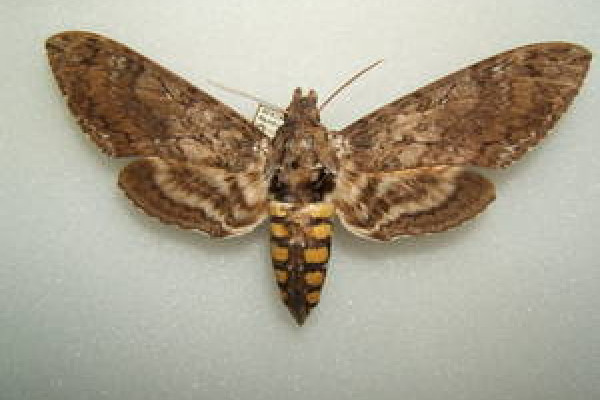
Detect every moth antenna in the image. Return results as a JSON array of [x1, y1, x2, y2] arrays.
[[318, 59, 384, 112], [206, 79, 287, 114]]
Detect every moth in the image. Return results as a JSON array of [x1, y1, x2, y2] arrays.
[[46, 31, 591, 325]]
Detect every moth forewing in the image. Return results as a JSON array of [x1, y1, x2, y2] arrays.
[[337, 42, 591, 171]]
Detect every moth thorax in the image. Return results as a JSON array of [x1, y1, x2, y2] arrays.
[[269, 166, 335, 203]]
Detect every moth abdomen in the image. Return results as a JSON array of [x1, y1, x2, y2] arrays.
[[269, 201, 334, 325]]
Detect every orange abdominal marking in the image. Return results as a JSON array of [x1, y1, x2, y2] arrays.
[[269, 202, 288, 217], [304, 247, 329, 264], [306, 203, 335, 218], [304, 271, 324, 286], [309, 224, 332, 240], [271, 245, 289, 262], [275, 269, 288, 283], [270, 223, 289, 238], [306, 291, 321, 304]]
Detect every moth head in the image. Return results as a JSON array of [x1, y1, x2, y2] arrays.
[[286, 88, 320, 123]]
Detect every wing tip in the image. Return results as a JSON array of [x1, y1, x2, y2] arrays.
[[524, 41, 592, 70], [45, 31, 113, 57]]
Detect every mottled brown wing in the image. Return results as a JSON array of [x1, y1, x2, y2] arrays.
[[118, 157, 268, 237], [337, 42, 591, 172], [46, 31, 268, 173], [47, 31, 271, 236], [333, 166, 495, 240]]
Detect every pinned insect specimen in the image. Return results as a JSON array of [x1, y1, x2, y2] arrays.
[[46, 31, 591, 324]]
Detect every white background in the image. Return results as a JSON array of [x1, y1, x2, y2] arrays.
[[1, 1, 599, 399]]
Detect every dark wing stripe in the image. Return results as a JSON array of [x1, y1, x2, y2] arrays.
[[119, 157, 268, 237], [334, 166, 495, 240]]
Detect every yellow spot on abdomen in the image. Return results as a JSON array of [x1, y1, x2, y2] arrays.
[[309, 224, 332, 240], [270, 223, 289, 238], [304, 247, 329, 264], [306, 203, 334, 218], [306, 291, 321, 304], [304, 271, 324, 286], [271, 245, 289, 262], [275, 269, 288, 283], [269, 202, 288, 217]]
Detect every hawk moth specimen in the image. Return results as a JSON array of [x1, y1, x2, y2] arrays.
[[46, 31, 591, 325]]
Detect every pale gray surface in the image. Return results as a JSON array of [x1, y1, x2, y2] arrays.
[[1, 1, 599, 399]]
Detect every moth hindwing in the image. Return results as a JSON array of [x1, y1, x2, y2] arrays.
[[46, 31, 591, 325]]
